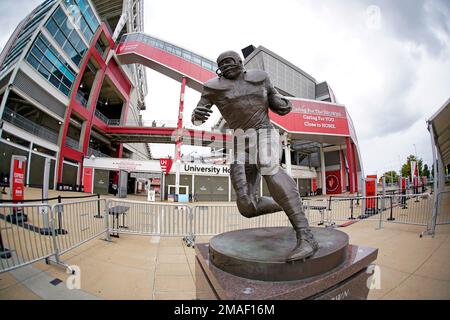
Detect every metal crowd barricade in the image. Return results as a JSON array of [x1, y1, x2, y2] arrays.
[[1, 191, 441, 275], [303, 199, 333, 227], [425, 190, 450, 237], [0, 203, 56, 273], [191, 203, 289, 237], [303, 194, 434, 233], [435, 190, 450, 227], [105, 199, 192, 239], [384, 193, 433, 227], [51, 199, 109, 256]]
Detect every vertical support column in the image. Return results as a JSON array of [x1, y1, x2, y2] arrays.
[[175, 77, 187, 200], [228, 176, 232, 202], [283, 132, 292, 176], [0, 84, 12, 141], [340, 148, 347, 193], [26, 147, 32, 186], [352, 143, 359, 193], [192, 174, 195, 203], [320, 144, 327, 196], [428, 122, 440, 235], [346, 137, 354, 194]]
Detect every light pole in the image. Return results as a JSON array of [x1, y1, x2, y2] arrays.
[[413, 144, 420, 176]]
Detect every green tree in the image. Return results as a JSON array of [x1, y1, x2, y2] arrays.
[[422, 164, 430, 178], [383, 170, 399, 183], [401, 155, 423, 177]]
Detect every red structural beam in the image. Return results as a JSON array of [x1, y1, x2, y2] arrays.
[[176, 77, 187, 161], [351, 142, 359, 193], [346, 137, 355, 194], [116, 39, 216, 92]]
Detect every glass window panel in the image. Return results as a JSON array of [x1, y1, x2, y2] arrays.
[[77, 0, 88, 13], [61, 75, 72, 87], [49, 74, 60, 87], [85, 8, 99, 31], [54, 30, 66, 47], [53, 7, 66, 26], [37, 64, 51, 79], [72, 54, 81, 66], [192, 54, 201, 65], [41, 56, 54, 72], [53, 68, 64, 80], [182, 50, 191, 60], [201, 60, 212, 69], [46, 19, 59, 35], [81, 20, 93, 41], [64, 68, 75, 82], [31, 46, 43, 61], [59, 83, 70, 96], [26, 54, 40, 69]]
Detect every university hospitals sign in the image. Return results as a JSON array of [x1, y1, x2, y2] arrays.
[[83, 158, 231, 176], [184, 164, 231, 175], [83, 158, 315, 178]]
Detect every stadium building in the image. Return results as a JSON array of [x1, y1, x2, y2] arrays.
[[0, 0, 364, 201], [0, 0, 149, 194]]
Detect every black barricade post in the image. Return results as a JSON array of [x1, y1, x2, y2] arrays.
[[349, 199, 355, 220], [387, 196, 395, 221], [0, 233, 12, 259], [56, 195, 68, 235], [94, 194, 103, 219], [402, 190, 407, 209], [376, 197, 379, 214]]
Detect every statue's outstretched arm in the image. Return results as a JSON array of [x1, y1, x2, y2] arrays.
[[192, 94, 213, 126]]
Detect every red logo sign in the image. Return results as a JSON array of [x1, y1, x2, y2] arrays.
[[326, 171, 341, 194], [160, 158, 173, 175]]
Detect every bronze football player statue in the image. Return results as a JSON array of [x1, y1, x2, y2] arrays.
[[192, 51, 319, 262]]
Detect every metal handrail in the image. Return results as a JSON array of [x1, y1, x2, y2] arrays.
[[94, 109, 110, 124], [87, 147, 111, 158], [2, 108, 59, 144], [65, 136, 80, 150]]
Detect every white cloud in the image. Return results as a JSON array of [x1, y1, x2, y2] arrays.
[[143, 0, 450, 172]]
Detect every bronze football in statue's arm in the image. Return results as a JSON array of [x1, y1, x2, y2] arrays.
[[268, 93, 292, 116]]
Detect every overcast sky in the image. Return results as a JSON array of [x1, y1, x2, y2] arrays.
[[2, 0, 449, 176]]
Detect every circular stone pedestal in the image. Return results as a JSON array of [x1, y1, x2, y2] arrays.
[[209, 227, 349, 281]]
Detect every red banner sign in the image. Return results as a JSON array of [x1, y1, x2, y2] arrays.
[[10, 156, 26, 203], [365, 175, 377, 210], [83, 168, 94, 193], [160, 158, 173, 175], [311, 178, 317, 193], [269, 98, 350, 136], [401, 177, 407, 191]]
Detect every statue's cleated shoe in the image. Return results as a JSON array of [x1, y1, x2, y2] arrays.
[[286, 228, 319, 263]]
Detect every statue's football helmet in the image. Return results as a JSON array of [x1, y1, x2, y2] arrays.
[[216, 50, 244, 77]]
